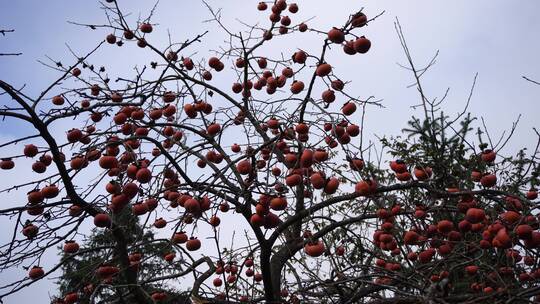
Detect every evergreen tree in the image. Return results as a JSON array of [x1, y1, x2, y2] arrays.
[[55, 208, 189, 303]]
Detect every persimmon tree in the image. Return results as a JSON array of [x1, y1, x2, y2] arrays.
[[0, 1, 539, 304]]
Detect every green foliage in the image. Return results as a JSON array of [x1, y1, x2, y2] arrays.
[[55, 209, 186, 303]]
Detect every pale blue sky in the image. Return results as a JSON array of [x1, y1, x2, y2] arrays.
[[1, 0, 539, 302]]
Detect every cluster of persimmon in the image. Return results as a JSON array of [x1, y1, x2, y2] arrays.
[[472, 149, 499, 187], [243, 117, 367, 232], [257, 0, 370, 54], [209, 258, 265, 301], [365, 153, 540, 293], [85, 0, 368, 99]]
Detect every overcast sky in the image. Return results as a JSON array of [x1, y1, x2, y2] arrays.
[[1, 0, 540, 302]]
